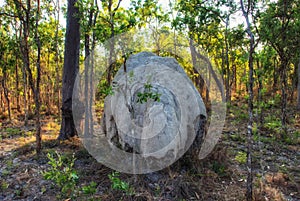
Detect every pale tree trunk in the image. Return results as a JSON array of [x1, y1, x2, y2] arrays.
[[106, 0, 121, 85], [54, 0, 61, 116], [58, 0, 80, 140], [83, 0, 99, 137], [189, 38, 225, 101], [84, 3, 93, 137]]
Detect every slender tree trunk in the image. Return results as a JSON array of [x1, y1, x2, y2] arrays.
[[241, 0, 255, 200], [34, 0, 42, 154], [257, 60, 264, 125], [84, 4, 94, 137], [0, 88, 4, 113], [280, 58, 288, 137], [14, 0, 30, 126], [15, 57, 21, 112], [107, 0, 115, 85], [106, 0, 121, 84], [89, 2, 98, 136], [54, 0, 61, 116], [189, 38, 225, 101], [297, 58, 300, 110], [225, 16, 231, 103], [1, 73, 11, 122], [189, 38, 203, 94], [58, 0, 80, 140], [273, 57, 278, 94]]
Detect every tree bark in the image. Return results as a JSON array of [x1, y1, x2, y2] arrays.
[[241, 0, 255, 200], [54, 0, 61, 115], [15, 56, 21, 112], [34, 0, 42, 154], [297, 58, 300, 110], [1, 73, 11, 122], [224, 15, 231, 103], [58, 0, 80, 140]]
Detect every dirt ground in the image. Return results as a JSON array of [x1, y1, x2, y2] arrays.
[[0, 104, 299, 201]]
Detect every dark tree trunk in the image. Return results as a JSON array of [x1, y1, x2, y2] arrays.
[[279, 57, 288, 137], [15, 57, 21, 112], [241, 0, 255, 200], [58, 0, 80, 140], [1, 73, 11, 122], [257, 60, 264, 125], [225, 16, 231, 103], [14, 0, 30, 126], [34, 0, 42, 154], [297, 58, 300, 110], [273, 57, 278, 94]]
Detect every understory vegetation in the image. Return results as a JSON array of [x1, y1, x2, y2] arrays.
[[0, 102, 299, 200]]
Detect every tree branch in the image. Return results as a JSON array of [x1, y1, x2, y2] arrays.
[[0, 12, 19, 18]]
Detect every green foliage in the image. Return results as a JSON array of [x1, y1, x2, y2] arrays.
[[211, 161, 227, 177], [235, 151, 247, 164], [108, 171, 134, 195], [283, 131, 300, 145], [137, 83, 161, 103], [265, 115, 281, 132], [42, 152, 78, 197], [1, 181, 9, 190], [97, 80, 114, 99], [4, 128, 21, 135], [81, 181, 97, 195]]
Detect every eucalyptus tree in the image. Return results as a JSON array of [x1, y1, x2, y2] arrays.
[[173, 0, 234, 102], [240, 0, 258, 199], [0, 25, 13, 122], [58, 0, 80, 140], [259, 0, 300, 136], [95, 0, 160, 84], [297, 59, 300, 109], [6, 0, 43, 153]]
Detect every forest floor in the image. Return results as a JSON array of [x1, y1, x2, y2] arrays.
[[0, 100, 299, 201]]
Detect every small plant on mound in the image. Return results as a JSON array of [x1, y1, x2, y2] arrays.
[[137, 83, 161, 103]]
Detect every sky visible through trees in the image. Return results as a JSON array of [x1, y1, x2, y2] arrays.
[[0, 0, 300, 200]]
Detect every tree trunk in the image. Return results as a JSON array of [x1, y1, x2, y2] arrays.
[[297, 58, 300, 110], [15, 57, 21, 112], [257, 60, 264, 125], [54, 0, 61, 115], [106, 0, 115, 85], [34, 0, 42, 154], [225, 16, 231, 103], [189, 38, 225, 102], [273, 57, 278, 94], [58, 0, 80, 140], [14, 0, 31, 126], [1, 73, 11, 122], [241, 0, 255, 200], [280, 58, 288, 137]]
